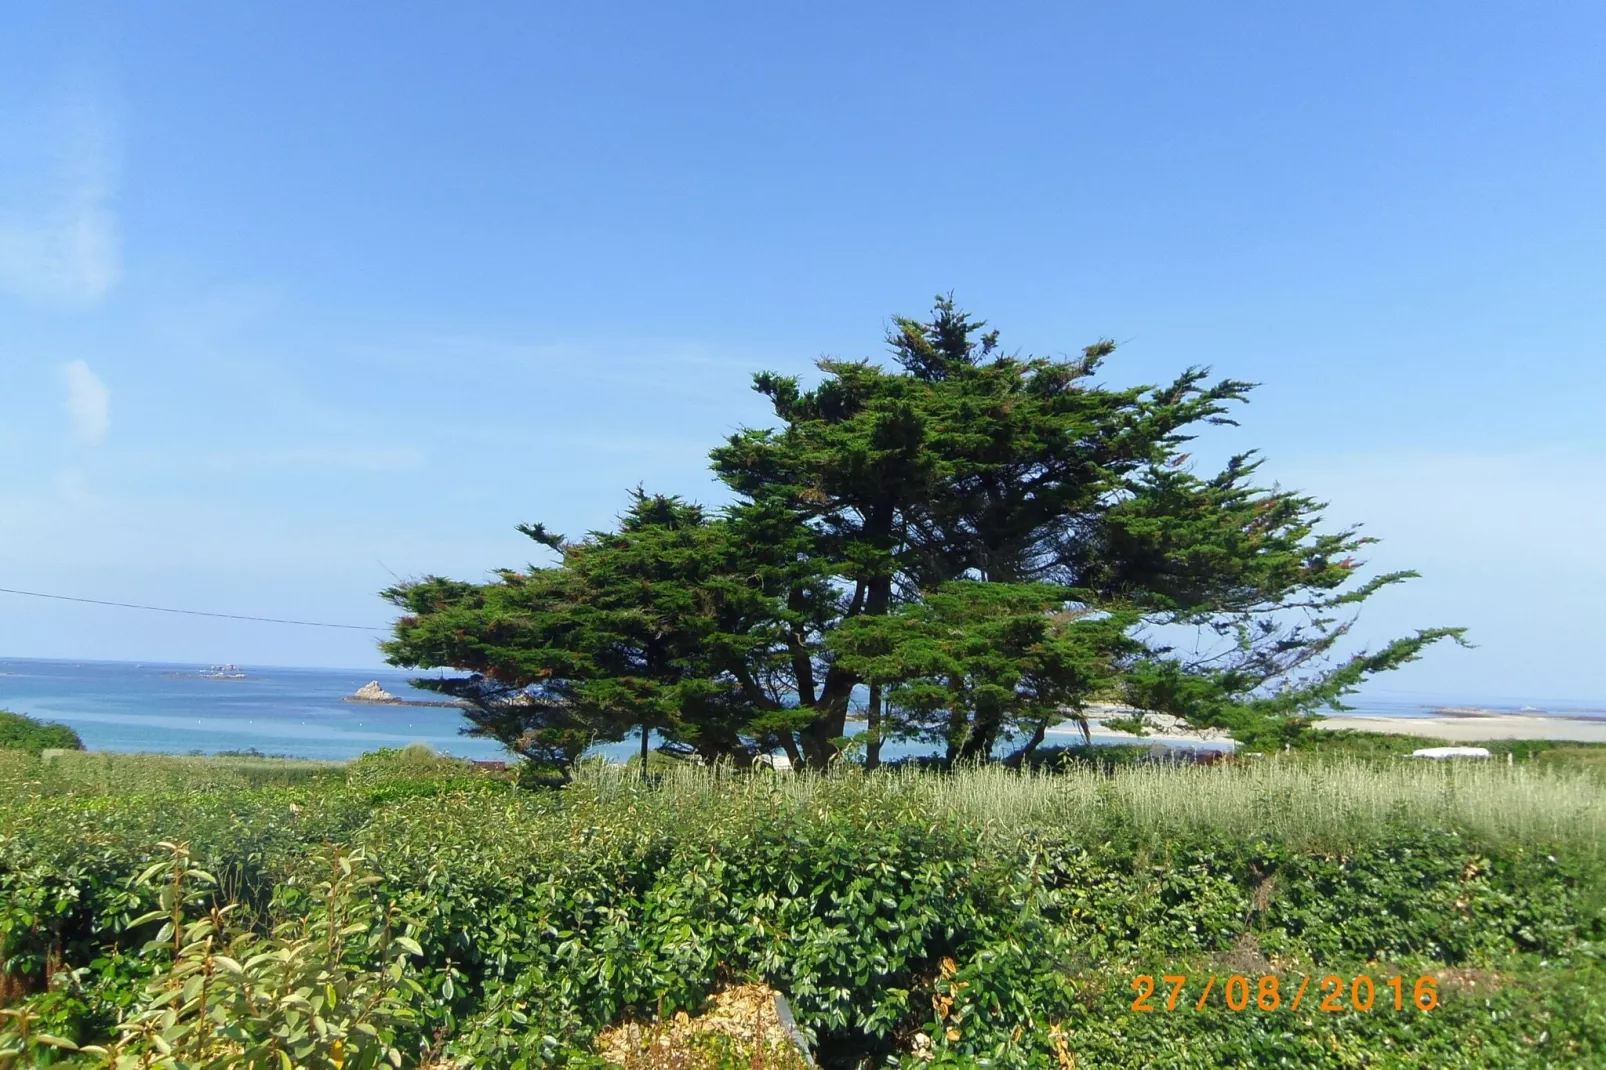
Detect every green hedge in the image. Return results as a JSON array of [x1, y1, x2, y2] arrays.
[[0, 710, 83, 755], [1, 755, 1604, 1067]]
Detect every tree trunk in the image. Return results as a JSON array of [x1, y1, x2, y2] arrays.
[[865, 683, 883, 770], [798, 724, 835, 768], [639, 725, 650, 769], [1004, 719, 1049, 768], [796, 665, 859, 769], [956, 728, 995, 763]]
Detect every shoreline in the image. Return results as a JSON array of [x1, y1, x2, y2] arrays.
[[1062, 703, 1606, 747], [1050, 706, 1240, 748], [1315, 713, 1606, 743]]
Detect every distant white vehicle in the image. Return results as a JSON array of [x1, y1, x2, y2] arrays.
[[1410, 746, 1492, 760]]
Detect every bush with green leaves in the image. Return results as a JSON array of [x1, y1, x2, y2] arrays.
[[0, 711, 82, 755], [3, 843, 432, 1069], [2, 754, 1605, 1067]]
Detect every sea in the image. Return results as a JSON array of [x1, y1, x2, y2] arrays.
[[2, 657, 1596, 764]]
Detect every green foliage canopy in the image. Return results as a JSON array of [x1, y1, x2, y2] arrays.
[[383, 298, 1463, 773], [0, 710, 83, 755]]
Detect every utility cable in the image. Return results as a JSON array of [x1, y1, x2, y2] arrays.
[[0, 586, 385, 631]]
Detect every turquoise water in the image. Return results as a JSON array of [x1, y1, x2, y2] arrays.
[[14, 656, 1585, 764], [0, 657, 510, 761], [0, 657, 1237, 763]]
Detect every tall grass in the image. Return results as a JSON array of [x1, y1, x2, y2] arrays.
[[574, 757, 1606, 854], [0, 748, 342, 797], [4, 745, 1602, 854]]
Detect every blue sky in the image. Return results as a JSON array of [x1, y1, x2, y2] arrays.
[[2, 2, 1602, 705]]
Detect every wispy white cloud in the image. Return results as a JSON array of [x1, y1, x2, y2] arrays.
[[0, 88, 122, 306], [63, 359, 110, 444]]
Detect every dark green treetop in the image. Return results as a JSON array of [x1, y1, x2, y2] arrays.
[[383, 490, 800, 777], [384, 297, 1463, 774]]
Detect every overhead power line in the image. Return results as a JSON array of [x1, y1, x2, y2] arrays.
[[0, 586, 386, 631]]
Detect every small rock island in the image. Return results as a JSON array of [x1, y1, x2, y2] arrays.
[[350, 681, 399, 703], [343, 681, 464, 708]]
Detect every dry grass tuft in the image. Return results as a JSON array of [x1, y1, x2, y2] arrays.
[[596, 984, 812, 1068]]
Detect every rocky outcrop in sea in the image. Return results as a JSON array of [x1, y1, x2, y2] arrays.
[[343, 681, 466, 708]]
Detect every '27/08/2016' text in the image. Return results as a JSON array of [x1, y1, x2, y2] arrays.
[[1131, 973, 1440, 1014]]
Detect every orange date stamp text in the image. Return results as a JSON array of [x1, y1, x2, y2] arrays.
[[1129, 973, 1439, 1013]]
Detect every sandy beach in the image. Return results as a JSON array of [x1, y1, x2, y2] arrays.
[[1062, 707, 1239, 747], [1062, 704, 1606, 747], [1315, 711, 1606, 743]]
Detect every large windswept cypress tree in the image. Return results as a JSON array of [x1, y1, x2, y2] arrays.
[[383, 298, 1463, 775]]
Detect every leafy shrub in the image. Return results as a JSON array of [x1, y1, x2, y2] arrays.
[[2, 756, 1604, 1067], [2, 844, 432, 1068], [0, 711, 82, 755]]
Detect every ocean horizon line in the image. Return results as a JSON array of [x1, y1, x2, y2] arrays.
[[2, 654, 1601, 714]]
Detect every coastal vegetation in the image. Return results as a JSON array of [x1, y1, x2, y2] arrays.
[[2, 745, 1604, 1067], [382, 299, 1464, 782], [5, 308, 1589, 1067], [0, 710, 83, 756]]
